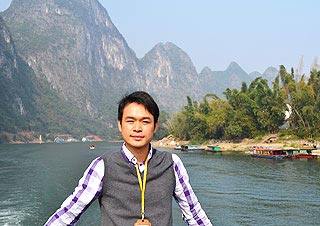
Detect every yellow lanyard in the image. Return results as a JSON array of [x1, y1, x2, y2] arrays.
[[135, 157, 149, 220]]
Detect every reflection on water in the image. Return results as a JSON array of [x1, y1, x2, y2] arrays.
[[0, 143, 319, 225]]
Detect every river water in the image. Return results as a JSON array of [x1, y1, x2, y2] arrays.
[[0, 142, 319, 226]]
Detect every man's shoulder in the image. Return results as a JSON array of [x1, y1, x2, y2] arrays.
[[152, 149, 175, 164], [153, 148, 172, 157], [100, 151, 123, 161]]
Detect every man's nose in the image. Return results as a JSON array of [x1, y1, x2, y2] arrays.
[[133, 122, 142, 131]]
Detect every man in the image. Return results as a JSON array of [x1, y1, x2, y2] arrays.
[[45, 91, 212, 226]]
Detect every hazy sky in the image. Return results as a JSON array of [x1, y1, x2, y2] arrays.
[[0, 0, 319, 74]]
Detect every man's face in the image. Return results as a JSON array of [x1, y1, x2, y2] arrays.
[[118, 102, 158, 153]]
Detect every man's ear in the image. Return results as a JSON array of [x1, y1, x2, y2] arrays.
[[154, 122, 159, 134], [117, 120, 122, 133]]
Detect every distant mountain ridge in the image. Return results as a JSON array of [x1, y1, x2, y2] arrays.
[[198, 62, 278, 97], [0, 0, 279, 142]]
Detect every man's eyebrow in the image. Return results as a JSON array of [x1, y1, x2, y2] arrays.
[[124, 116, 152, 120]]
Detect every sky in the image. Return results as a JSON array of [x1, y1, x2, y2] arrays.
[[0, 0, 319, 74]]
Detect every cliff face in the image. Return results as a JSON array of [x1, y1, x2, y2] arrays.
[[2, 0, 141, 117], [0, 15, 38, 131], [140, 42, 201, 111]]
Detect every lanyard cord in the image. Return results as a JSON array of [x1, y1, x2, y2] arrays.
[[135, 157, 149, 220]]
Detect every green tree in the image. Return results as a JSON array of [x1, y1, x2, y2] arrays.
[[154, 110, 170, 140], [205, 97, 232, 139]]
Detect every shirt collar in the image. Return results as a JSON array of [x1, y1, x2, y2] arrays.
[[121, 142, 154, 165]]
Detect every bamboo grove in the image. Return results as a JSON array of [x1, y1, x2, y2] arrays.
[[167, 66, 320, 142]]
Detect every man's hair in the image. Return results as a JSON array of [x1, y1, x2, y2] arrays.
[[118, 91, 160, 124]]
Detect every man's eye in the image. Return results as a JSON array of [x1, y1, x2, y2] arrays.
[[143, 120, 150, 124]]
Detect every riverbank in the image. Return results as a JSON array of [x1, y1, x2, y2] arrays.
[[152, 134, 316, 152], [1, 131, 316, 151], [0, 131, 103, 144]]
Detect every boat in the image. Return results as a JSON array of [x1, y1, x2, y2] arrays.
[[250, 146, 318, 160], [89, 145, 95, 150], [180, 145, 204, 152], [295, 148, 317, 159], [249, 146, 288, 159], [284, 148, 317, 159], [206, 145, 222, 153], [282, 148, 300, 159], [312, 149, 320, 157]]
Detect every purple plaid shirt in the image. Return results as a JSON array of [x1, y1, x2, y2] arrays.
[[44, 144, 212, 225]]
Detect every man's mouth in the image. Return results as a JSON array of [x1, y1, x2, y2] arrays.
[[131, 135, 144, 140]]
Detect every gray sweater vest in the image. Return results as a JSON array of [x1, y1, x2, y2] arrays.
[[99, 149, 176, 226]]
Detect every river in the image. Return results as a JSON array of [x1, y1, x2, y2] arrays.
[[0, 142, 319, 226]]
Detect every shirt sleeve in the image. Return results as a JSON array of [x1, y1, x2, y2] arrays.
[[172, 154, 213, 226], [44, 157, 104, 226]]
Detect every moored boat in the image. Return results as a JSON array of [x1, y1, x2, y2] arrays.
[[250, 146, 318, 159], [249, 146, 288, 159], [295, 148, 317, 159], [312, 149, 320, 157], [206, 145, 222, 153], [180, 145, 204, 152], [284, 148, 317, 159]]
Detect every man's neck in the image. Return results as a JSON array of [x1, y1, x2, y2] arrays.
[[134, 152, 148, 164], [126, 145, 150, 163]]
